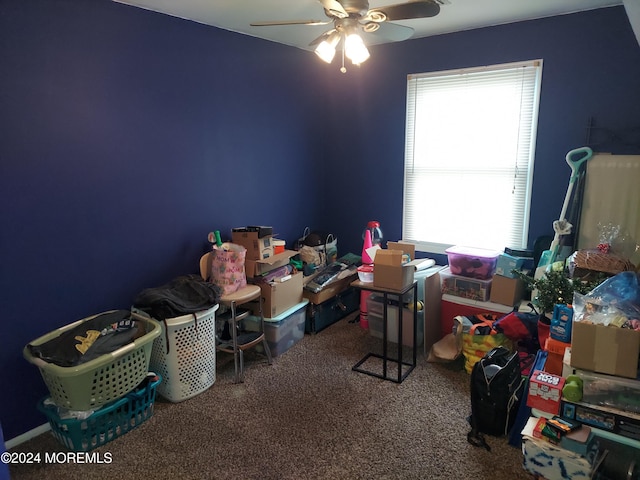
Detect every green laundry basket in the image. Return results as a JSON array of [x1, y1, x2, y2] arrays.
[[24, 311, 161, 411]]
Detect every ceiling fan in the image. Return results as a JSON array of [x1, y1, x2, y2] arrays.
[[251, 0, 442, 72]]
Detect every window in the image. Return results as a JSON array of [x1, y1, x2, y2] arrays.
[[403, 60, 543, 254]]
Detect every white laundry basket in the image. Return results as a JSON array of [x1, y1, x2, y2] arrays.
[[149, 304, 219, 402]]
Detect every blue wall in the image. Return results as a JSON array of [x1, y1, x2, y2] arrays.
[[1, 0, 639, 440], [0, 0, 330, 440], [320, 7, 640, 258]]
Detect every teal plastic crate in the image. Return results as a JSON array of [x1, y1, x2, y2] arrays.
[[38, 374, 161, 452]]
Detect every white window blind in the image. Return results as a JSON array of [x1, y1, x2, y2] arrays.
[[403, 60, 543, 254]]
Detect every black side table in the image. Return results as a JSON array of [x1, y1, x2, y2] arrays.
[[350, 279, 418, 383]]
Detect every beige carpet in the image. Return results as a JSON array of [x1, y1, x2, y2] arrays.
[[9, 312, 534, 480]]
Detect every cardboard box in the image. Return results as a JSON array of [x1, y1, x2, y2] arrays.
[[489, 274, 524, 307], [527, 370, 565, 415], [251, 271, 303, 318], [373, 242, 415, 291], [231, 230, 273, 260], [245, 250, 297, 277], [386, 241, 415, 260], [375, 249, 403, 265], [559, 425, 595, 458], [303, 271, 357, 305], [421, 266, 445, 354], [233, 225, 272, 237], [531, 417, 548, 440], [570, 321, 640, 379], [386, 242, 435, 271]]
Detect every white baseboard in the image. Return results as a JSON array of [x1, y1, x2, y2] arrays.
[[5, 423, 50, 450]]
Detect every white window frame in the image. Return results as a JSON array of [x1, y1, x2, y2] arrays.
[[402, 60, 543, 254]]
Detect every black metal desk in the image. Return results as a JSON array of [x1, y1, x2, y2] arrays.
[[350, 279, 418, 383]]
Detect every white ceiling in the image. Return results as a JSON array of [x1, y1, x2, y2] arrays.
[[113, 0, 626, 51]]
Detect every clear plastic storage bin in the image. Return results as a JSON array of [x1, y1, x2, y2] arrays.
[[367, 295, 424, 347], [445, 245, 500, 280], [440, 267, 492, 301], [578, 369, 640, 414], [244, 300, 308, 357]]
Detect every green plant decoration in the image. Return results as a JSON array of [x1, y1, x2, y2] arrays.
[[513, 269, 606, 314]]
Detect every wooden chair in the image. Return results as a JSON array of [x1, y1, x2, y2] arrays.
[[199, 252, 272, 383]]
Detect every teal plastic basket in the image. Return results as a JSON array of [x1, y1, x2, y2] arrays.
[[37, 374, 161, 452]]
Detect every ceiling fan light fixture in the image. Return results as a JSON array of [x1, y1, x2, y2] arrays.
[[344, 32, 370, 65], [253, 0, 444, 72], [314, 32, 340, 63], [367, 11, 386, 23], [363, 22, 380, 33], [315, 41, 336, 63]]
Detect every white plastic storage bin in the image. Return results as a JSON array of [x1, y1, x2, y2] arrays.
[[367, 295, 424, 347], [244, 300, 308, 357], [149, 304, 219, 402]]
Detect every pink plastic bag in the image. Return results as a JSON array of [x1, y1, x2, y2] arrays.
[[210, 243, 247, 295]]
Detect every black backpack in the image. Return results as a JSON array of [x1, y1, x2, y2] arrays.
[[467, 346, 526, 451]]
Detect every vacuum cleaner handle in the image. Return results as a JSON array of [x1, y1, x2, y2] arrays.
[[565, 146, 593, 183], [557, 146, 593, 224], [539, 146, 594, 269]]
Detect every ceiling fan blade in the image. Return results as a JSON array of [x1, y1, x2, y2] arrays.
[[318, 0, 349, 18], [366, 21, 414, 42], [309, 29, 338, 47], [368, 0, 440, 22], [250, 19, 333, 27]]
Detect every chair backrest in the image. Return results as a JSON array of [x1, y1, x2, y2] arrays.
[[199, 252, 212, 282]]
